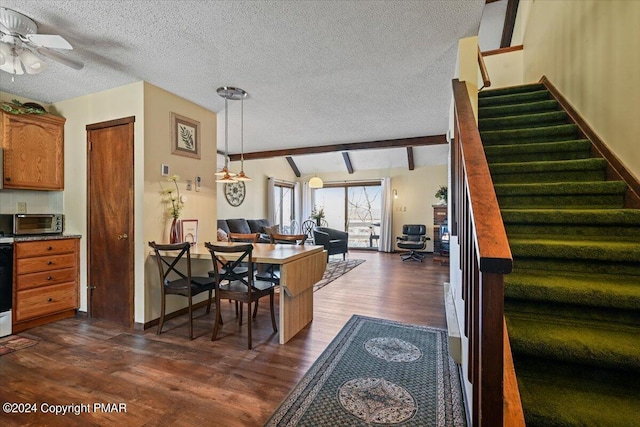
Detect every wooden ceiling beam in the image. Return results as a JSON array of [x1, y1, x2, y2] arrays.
[[500, 0, 520, 48], [227, 134, 446, 161], [285, 156, 301, 177], [342, 152, 354, 174], [407, 146, 415, 171]]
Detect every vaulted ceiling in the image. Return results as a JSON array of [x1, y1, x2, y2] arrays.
[[0, 1, 495, 175]]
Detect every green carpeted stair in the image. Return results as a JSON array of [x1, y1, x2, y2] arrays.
[[478, 83, 640, 426]]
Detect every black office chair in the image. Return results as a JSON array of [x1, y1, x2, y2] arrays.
[[396, 224, 429, 262]]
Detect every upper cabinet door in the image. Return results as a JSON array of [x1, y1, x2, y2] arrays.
[[1, 112, 66, 190]]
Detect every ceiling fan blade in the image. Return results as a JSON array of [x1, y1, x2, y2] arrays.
[[27, 34, 72, 50], [36, 47, 83, 70]]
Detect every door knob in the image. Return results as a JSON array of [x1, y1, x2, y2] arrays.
[[117, 233, 129, 240]]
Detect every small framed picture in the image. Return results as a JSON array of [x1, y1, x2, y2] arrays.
[[171, 112, 201, 159], [181, 219, 199, 245]]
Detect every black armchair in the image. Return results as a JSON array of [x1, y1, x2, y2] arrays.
[[396, 224, 429, 262], [313, 227, 348, 260]]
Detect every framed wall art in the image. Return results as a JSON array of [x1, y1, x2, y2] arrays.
[[181, 219, 199, 245], [171, 112, 201, 159]]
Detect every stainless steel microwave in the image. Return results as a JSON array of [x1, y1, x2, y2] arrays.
[[0, 214, 64, 236]]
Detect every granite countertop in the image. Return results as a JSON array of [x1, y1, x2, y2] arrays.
[[13, 234, 82, 242]]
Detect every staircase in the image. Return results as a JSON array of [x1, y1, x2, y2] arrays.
[[478, 83, 640, 426]]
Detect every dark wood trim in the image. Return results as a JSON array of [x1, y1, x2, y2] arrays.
[[138, 300, 211, 330], [482, 45, 523, 57], [285, 156, 301, 177], [228, 134, 447, 161], [407, 147, 415, 171], [485, 0, 502, 3], [323, 180, 381, 188], [540, 76, 640, 208], [342, 152, 354, 174], [86, 116, 135, 130], [500, 0, 520, 48]]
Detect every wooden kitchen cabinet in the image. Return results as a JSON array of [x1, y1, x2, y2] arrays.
[[1, 111, 66, 190], [13, 238, 79, 332]]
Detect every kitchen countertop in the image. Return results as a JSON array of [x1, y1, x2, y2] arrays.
[[13, 234, 81, 242]]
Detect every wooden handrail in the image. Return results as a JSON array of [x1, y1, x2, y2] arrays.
[[451, 78, 516, 426], [478, 47, 491, 89], [504, 319, 526, 426]]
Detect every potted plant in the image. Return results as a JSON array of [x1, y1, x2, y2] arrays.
[[310, 206, 325, 226], [435, 185, 448, 205]]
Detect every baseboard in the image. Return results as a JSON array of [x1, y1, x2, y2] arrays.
[[136, 300, 211, 331]]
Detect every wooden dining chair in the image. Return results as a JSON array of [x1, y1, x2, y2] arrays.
[[148, 241, 216, 340], [269, 233, 307, 245], [204, 242, 278, 349]]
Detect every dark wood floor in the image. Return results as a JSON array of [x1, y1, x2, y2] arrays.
[[0, 251, 449, 427]]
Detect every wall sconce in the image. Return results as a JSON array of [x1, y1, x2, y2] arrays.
[[393, 189, 398, 199]]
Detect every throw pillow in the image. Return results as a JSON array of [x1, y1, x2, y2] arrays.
[[263, 224, 280, 236], [217, 228, 229, 242]]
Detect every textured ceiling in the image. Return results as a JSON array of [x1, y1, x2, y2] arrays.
[[0, 1, 486, 173]]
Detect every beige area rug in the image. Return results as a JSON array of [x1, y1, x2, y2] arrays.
[[313, 259, 365, 292], [0, 335, 38, 356]]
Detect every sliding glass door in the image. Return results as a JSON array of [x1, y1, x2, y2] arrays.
[[314, 182, 382, 248]]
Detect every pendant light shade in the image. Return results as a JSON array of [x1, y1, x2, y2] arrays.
[[309, 176, 324, 188], [216, 86, 250, 183]]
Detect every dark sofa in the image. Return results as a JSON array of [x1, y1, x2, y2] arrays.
[[217, 218, 271, 242], [313, 226, 348, 260]]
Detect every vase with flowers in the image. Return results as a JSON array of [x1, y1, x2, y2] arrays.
[[310, 206, 326, 226], [161, 175, 185, 243], [435, 185, 448, 205]]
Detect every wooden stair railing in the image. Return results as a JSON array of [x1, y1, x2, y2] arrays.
[[478, 47, 491, 90], [451, 79, 523, 426]]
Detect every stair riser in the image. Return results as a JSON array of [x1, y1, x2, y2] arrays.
[[513, 258, 640, 276], [497, 194, 625, 209], [478, 100, 558, 118], [510, 243, 640, 264], [505, 225, 640, 241], [478, 83, 546, 98], [492, 170, 605, 184], [482, 125, 578, 146], [479, 112, 568, 131], [486, 151, 590, 164], [478, 90, 551, 107]]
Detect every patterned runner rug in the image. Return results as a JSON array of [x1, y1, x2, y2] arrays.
[[265, 315, 466, 426], [0, 335, 38, 356], [313, 258, 365, 292]]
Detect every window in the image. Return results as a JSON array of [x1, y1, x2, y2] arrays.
[[274, 182, 296, 233], [314, 181, 382, 248]]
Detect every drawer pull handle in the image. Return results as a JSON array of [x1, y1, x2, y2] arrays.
[[47, 246, 53, 250], [47, 276, 53, 280], [47, 261, 53, 265], [48, 298, 53, 302]]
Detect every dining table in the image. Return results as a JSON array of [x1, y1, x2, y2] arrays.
[[186, 242, 326, 344]]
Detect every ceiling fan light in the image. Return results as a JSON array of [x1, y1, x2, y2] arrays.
[[309, 177, 323, 188], [20, 49, 46, 74], [0, 52, 23, 74], [0, 42, 10, 66]]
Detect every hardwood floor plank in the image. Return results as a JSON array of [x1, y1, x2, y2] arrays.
[[0, 251, 449, 426]]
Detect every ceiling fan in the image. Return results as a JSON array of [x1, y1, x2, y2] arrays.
[[0, 7, 84, 75]]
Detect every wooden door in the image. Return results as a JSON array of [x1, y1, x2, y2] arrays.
[[87, 117, 135, 326]]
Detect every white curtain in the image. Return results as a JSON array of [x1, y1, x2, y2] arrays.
[[267, 177, 277, 226], [301, 180, 313, 223], [379, 177, 394, 252]]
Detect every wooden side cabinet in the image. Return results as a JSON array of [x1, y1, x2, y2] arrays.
[[13, 238, 79, 332], [1, 111, 66, 190]]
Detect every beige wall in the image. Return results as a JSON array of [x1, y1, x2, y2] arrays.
[[483, 50, 524, 89], [522, 0, 640, 180], [142, 82, 217, 322]]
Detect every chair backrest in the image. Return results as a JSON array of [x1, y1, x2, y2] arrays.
[[402, 224, 427, 241], [204, 242, 254, 285], [228, 232, 260, 243], [301, 220, 316, 239], [270, 233, 307, 245], [148, 241, 192, 288]]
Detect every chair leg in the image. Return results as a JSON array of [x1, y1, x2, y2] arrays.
[[212, 296, 222, 341], [206, 290, 212, 314], [157, 293, 166, 335], [239, 302, 243, 325], [247, 302, 253, 350], [270, 292, 278, 333], [188, 296, 194, 340], [253, 300, 259, 319]]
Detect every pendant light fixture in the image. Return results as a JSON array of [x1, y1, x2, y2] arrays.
[[215, 86, 249, 183], [234, 92, 252, 181], [309, 176, 323, 188]]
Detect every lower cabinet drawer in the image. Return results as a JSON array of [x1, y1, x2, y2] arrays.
[[14, 282, 78, 322], [16, 267, 77, 291], [16, 253, 76, 274]]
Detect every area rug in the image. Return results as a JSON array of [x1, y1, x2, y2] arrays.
[[313, 259, 365, 292], [0, 335, 38, 356], [265, 315, 466, 426]]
